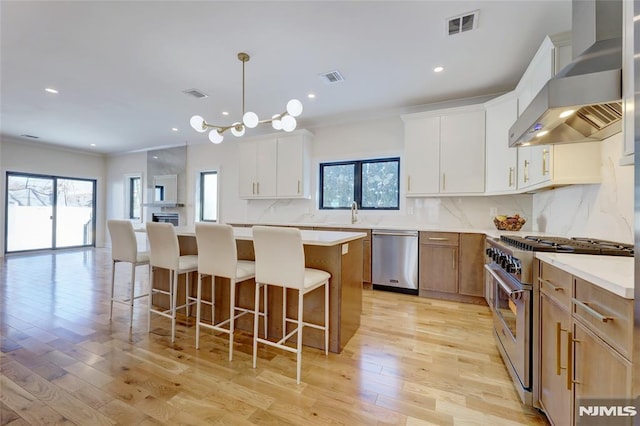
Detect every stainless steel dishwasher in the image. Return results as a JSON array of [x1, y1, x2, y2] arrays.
[[372, 229, 418, 294]]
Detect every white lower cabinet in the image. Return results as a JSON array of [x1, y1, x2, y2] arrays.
[[403, 105, 485, 196], [238, 130, 312, 199]]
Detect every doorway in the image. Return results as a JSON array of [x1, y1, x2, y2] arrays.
[[5, 172, 96, 253]]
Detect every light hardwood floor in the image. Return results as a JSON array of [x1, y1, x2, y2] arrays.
[[0, 248, 547, 425]]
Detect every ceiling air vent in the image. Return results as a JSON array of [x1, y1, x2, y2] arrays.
[[319, 70, 344, 85], [447, 10, 479, 36], [182, 88, 208, 99], [20, 134, 39, 139]]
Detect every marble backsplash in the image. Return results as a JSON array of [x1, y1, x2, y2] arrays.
[[531, 133, 633, 244], [241, 194, 533, 230]]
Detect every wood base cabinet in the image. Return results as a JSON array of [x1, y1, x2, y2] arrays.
[[536, 260, 633, 425], [419, 232, 485, 303], [539, 291, 571, 426]]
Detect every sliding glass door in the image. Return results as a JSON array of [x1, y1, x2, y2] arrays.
[[5, 172, 96, 253]]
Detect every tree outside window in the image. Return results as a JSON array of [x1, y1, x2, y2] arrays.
[[320, 158, 399, 210]]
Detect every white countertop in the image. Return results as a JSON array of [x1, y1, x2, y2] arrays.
[[228, 221, 557, 240], [535, 253, 634, 299], [139, 226, 366, 247]]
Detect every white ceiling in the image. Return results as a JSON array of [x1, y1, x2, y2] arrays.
[[0, 1, 572, 155]]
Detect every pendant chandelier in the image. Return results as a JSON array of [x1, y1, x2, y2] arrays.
[[189, 52, 303, 144]]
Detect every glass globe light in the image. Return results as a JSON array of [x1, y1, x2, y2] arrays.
[[281, 115, 296, 132], [286, 99, 303, 117], [230, 123, 245, 137], [243, 111, 259, 128], [208, 129, 224, 144], [190, 115, 207, 133], [271, 114, 282, 130]]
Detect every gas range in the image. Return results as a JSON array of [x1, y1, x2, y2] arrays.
[[486, 235, 634, 286], [499, 235, 634, 256]]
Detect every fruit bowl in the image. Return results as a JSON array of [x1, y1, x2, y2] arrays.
[[493, 214, 526, 231]]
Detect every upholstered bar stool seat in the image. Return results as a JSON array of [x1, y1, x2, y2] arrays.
[[146, 222, 198, 343], [107, 219, 150, 329], [195, 223, 266, 361], [251, 225, 330, 384]]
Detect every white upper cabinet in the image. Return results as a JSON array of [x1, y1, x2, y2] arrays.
[[440, 109, 485, 194], [403, 115, 440, 195], [484, 92, 518, 194], [238, 137, 277, 198], [512, 31, 600, 191], [403, 105, 485, 196], [275, 132, 312, 198], [517, 142, 602, 191], [238, 130, 312, 199], [515, 32, 571, 115]]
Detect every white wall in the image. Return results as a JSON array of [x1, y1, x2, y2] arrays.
[[105, 115, 533, 232], [532, 133, 634, 243], [1, 138, 107, 252]]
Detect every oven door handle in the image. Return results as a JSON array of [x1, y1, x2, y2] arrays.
[[484, 264, 527, 299]]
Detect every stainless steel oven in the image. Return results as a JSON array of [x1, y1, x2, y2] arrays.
[[484, 250, 533, 405]]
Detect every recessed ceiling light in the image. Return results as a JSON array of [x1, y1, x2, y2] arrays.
[[152, 156, 158, 159], [171, 127, 178, 132], [45, 87, 59, 94], [222, 111, 229, 116], [559, 109, 575, 118], [307, 93, 316, 99], [536, 130, 549, 137], [90, 143, 96, 147], [433, 66, 444, 73]]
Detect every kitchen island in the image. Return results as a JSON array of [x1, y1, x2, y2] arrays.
[[150, 227, 366, 354]]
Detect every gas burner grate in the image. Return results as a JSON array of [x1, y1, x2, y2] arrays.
[[499, 235, 634, 256]]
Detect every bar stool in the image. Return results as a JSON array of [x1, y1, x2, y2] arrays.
[[194, 223, 266, 361], [107, 220, 149, 329], [251, 225, 330, 384], [146, 222, 198, 343]]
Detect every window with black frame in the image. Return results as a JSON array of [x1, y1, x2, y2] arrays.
[[319, 157, 399, 210]]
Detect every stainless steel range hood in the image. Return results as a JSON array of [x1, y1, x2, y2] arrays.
[[509, 0, 622, 147]]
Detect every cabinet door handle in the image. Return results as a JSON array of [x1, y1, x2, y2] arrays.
[[256, 182, 260, 194], [452, 250, 456, 270], [442, 173, 446, 191], [297, 180, 301, 194], [407, 175, 411, 192], [252, 182, 256, 195], [542, 149, 549, 175], [554, 321, 570, 376], [524, 160, 530, 183], [508, 167, 514, 187], [572, 298, 614, 322], [538, 277, 564, 292], [428, 237, 448, 241], [566, 331, 573, 390], [556, 322, 562, 376]]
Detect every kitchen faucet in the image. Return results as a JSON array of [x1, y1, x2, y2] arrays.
[[351, 201, 358, 224]]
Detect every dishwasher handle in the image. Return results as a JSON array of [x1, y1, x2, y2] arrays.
[[372, 230, 419, 237]]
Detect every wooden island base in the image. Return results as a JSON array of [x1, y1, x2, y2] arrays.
[[151, 232, 364, 354]]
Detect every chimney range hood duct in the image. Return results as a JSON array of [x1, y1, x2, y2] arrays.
[[509, 0, 622, 147]]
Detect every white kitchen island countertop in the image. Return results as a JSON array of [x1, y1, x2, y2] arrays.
[[139, 226, 367, 247], [535, 252, 634, 299]]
